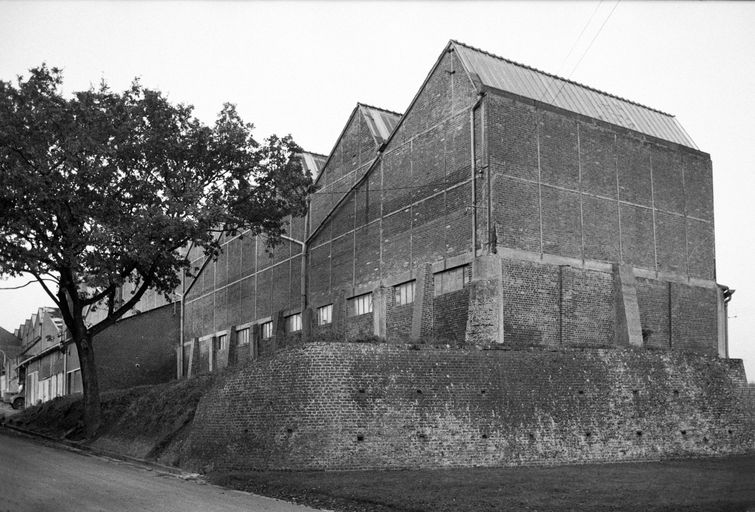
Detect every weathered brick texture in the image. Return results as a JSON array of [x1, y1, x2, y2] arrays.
[[187, 343, 753, 471], [486, 94, 715, 279], [178, 43, 723, 381]]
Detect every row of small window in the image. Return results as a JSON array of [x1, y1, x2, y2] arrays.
[[214, 266, 469, 342], [348, 265, 470, 313], [236, 305, 334, 341]]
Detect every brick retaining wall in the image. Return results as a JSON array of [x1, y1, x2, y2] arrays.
[[187, 343, 752, 471]]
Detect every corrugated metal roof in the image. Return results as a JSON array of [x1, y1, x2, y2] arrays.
[[359, 104, 402, 144], [299, 151, 328, 177], [452, 41, 697, 149]]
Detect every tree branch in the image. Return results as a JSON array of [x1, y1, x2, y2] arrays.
[[88, 267, 155, 338], [81, 283, 116, 306], [27, 269, 62, 310], [0, 278, 58, 290]]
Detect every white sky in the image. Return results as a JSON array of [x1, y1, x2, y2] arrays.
[[1, 1, 753, 379]]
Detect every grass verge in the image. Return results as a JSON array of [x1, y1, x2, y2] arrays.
[[1, 375, 214, 464], [209, 455, 755, 512]]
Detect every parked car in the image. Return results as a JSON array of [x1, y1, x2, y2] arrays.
[[2, 387, 24, 409]]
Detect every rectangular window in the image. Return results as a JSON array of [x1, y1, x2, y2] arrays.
[[434, 265, 469, 296], [67, 369, 82, 395], [394, 281, 416, 305], [236, 327, 250, 346], [217, 334, 228, 351], [348, 293, 372, 316], [317, 304, 333, 325], [261, 321, 273, 339], [285, 313, 302, 333]]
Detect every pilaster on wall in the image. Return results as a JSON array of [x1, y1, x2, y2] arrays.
[[466, 255, 505, 347], [332, 290, 347, 341], [372, 287, 387, 338], [302, 307, 314, 343], [226, 327, 237, 367], [411, 263, 434, 340], [716, 286, 728, 358], [613, 264, 643, 347], [272, 311, 285, 353], [189, 337, 200, 378], [251, 323, 261, 359]]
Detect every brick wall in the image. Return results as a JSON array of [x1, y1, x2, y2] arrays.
[[307, 49, 477, 305], [487, 94, 715, 280], [91, 303, 179, 391], [636, 277, 671, 349], [386, 302, 413, 340], [433, 288, 469, 343], [634, 277, 719, 356], [346, 313, 373, 339], [501, 259, 560, 346], [184, 226, 304, 346], [187, 343, 752, 471], [561, 266, 616, 347]]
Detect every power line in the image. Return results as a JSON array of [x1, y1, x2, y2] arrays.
[[555, 0, 605, 77], [566, 0, 621, 80]]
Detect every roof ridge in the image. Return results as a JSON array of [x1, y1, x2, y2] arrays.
[[300, 150, 328, 159], [450, 39, 674, 118], [357, 102, 403, 118]]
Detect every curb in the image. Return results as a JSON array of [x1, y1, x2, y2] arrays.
[[0, 422, 200, 480]]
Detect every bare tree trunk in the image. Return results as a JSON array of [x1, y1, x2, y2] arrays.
[[73, 325, 102, 438]]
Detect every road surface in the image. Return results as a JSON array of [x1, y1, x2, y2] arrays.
[[0, 429, 322, 512]]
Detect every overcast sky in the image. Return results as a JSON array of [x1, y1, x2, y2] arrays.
[[1, 1, 754, 379]]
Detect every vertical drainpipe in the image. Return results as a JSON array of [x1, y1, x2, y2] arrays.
[[62, 338, 67, 394], [483, 97, 493, 254], [301, 196, 310, 335], [470, 94, 484, 254], [178, 268, 185, 379]]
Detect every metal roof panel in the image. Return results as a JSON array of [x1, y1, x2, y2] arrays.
[[452, 41, 697, 148]]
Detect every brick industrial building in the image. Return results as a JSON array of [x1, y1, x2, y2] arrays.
[[178, 41, 750, 469], [181, 40, 729, 368]]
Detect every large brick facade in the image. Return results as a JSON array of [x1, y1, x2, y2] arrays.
[[180, 41, 726, 365], [176, 41, 746, 468]]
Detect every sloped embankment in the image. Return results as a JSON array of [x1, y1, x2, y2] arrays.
[[2, 374, 214, 467]]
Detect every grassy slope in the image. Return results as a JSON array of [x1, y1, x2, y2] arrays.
[[3, 375, 213, 465]]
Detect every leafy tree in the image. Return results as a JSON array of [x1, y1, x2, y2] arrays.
[[0, 65, 311, 436]]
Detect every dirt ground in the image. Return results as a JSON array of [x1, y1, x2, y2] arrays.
[[209, 455, 755, 512]]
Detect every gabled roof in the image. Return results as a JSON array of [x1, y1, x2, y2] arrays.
[[451, 40, 698, 149], [358, 103, 402, 145], [299, 151, 328, 178], [313, 103, 400, 188], [0, 326, 21, 348]]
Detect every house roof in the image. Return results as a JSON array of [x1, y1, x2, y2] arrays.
[[0, 326, 21, 348], [452, 40, 698, 149]]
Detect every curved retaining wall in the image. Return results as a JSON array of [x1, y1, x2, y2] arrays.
[[187, 343, 752, 470]]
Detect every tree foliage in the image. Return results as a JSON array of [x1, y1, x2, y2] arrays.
[[0, 65, 312, 434]]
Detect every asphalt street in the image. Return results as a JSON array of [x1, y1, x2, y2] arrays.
[[0, 429, 322, 512]]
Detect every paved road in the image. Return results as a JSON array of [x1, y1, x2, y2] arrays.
[[0, 401, 20, 419], [0, 429, 322, 512]]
